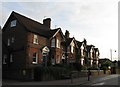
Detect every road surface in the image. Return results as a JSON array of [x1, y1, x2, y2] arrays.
[[83, 74, 120, 86]]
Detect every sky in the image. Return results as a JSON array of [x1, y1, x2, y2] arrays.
[[0, 0, 119, 61]]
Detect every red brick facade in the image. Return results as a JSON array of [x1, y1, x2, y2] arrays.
[[2, 11, 100, 80]]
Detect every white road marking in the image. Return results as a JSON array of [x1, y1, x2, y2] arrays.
[[98, 75, 119, 81], [92, 82, 105, 86]]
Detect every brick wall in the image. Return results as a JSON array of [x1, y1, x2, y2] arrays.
[[26, 32, 48, 66]]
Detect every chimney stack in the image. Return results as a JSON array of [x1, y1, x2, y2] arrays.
[[65, 30, 70, 39], [43, 18, 51, 29], [83, 38, 87, 45]]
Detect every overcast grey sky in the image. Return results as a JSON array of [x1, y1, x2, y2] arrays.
[[0, 0, 119, 60]]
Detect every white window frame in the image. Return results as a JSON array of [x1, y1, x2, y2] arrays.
[[3, 54, 7, 64], [10, 20, 17, 27], [8, 38, 10, 46], [32, 52, 38, 64], [81, 44, 84, 56], [10, 54, 13, 62], [56, 39, 60, 48], [33, 34, 38, 44], [70, 41, 74, 53], [81, 49, 83, 56], [90, 52, 93, 58], [71, 46, 74, 53], [51, 38, 55, 47]]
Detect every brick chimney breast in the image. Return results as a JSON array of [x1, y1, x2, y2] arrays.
[[43, 18, 51, 29]]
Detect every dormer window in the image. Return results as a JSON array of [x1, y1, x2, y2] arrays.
[[33, 34, 38, 44], [10, 20, 17, 27]]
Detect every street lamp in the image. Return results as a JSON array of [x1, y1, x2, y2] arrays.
[[110, 49, 116, 62]]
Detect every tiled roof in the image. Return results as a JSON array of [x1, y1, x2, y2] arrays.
[[94, 48, 98, 52], [76, 41, 83, 48], [9, 11, 59, 38], [86, 45, 94, 52], [66, 38, 74, 46]]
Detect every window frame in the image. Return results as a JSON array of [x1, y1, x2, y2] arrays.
[[3, 54, 7, 64], [32, 52, 38, 64], [70, 41, 74, 53], [71, 45, 74, 53], [10, 54, 13, 62], [7, 38, 10, 46], [11, 37, 15, 43], [10, 20, 17, 27], [56, 39, 60, 48], [33, 34, 38, 44], [51, 38, 55, 47]]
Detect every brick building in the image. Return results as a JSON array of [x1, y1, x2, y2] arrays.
[[2, 11, 100, 80], [2, 11, 65, 80]]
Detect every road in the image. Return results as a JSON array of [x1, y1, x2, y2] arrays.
[[83, 74, 120, 86], [2, 74, 120, 87]]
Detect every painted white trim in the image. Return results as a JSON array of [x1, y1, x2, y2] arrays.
[[42, 46, 50, 53], [50, 28, 65, 41], [52, 29, 60, 38]]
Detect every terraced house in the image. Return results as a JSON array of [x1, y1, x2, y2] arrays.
[[2, 11, 100, 80]]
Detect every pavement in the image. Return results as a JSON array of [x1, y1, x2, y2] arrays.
[[2, 74, 109, 86]]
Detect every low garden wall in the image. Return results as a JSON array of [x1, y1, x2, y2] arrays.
[[79, 70, 111, 77], [33, 67, 113, 81]]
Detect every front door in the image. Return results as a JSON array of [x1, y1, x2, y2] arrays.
[[42, 54, 47, 67], [42, 46, 50, 67]]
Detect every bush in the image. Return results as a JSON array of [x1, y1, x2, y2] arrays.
[[34, 66, 70, 80], [89, 66, 98, 70], [81, 66, 87, 70]]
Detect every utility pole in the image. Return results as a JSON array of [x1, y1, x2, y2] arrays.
[[110, 49, 116, 62], [110, 49, 112, 61]]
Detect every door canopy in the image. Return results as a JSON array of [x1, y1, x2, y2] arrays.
[[42, 46, 50, 54]]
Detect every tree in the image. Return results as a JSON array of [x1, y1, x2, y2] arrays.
[[101, 59, 112, 70]]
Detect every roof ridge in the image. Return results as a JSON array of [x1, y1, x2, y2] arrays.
[[12, 11, 50, 30], [12, 11, 42, 25]]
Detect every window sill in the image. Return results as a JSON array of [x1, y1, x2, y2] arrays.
[[51, 46, 55, 48], [32, 62, 38, 64], [33, 42, 38, 45]]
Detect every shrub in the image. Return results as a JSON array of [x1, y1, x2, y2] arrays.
[[34, 66, 70, 80], [81, 66, 87, 70]]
